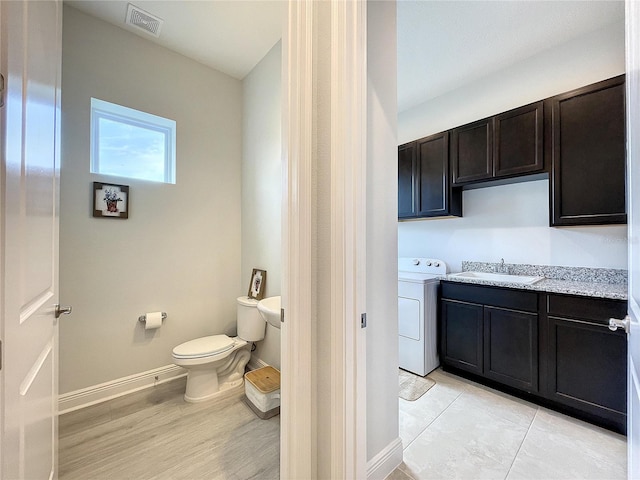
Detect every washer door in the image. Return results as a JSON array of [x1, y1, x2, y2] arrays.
[[398, 296, 421, 340], [398, 280, 427, 375]]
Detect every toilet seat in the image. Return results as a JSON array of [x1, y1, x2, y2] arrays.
[[172, 334, 235, 359]]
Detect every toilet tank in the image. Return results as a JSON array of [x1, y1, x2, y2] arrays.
[[237, 296, 266, 341]]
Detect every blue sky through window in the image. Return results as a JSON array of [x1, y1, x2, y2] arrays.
[[91, 98, 176, 183], [98, 117, 166, 182]]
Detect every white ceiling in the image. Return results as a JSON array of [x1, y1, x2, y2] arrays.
[[64, 0, 286, 80], [65, 1, 625, 111], [397, 0, 624, 112]]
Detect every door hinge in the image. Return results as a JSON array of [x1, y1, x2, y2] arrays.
[[281, 308, 284, 323], [361, 313, 367, 328], [0, 74, 4, 107]]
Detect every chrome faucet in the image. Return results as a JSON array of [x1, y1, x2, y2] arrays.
[[495, 258, 509, 274]]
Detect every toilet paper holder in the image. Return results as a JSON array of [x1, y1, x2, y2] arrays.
[[138, 312, 167, 324]]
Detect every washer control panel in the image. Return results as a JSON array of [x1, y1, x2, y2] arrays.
[[398, 257, 447, 275]]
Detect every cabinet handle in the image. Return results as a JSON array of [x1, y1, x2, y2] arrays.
[[608, 316, 630, 334]]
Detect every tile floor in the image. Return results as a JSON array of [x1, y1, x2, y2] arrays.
[[389, 369, 627, 480]]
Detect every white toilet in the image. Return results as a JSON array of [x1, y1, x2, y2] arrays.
[[172, 296, 266, 403]]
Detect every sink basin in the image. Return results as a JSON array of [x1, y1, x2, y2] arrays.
[[257, 296, 281, 329], [449, 271, 544, 285]]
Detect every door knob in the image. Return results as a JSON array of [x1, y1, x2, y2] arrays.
[[54, 304, 72, 319], [608, 316, 630, 334]]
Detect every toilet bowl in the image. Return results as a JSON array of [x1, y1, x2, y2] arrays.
[[172, 296, 266, 403]]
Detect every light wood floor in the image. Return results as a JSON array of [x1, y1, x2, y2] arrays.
[[59, 377, 280, 480]]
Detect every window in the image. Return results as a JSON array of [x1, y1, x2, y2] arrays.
[[90, 98, 176, 183]]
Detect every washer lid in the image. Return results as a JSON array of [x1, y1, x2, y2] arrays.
[[172, 334, 235, 358], [398, 272, 442, 284]]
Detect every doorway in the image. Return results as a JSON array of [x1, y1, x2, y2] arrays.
[[57, 2, 284, 478]]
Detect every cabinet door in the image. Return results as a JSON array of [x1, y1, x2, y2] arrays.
[[550, 75, 626, 226], [451, 118, 493, 184], [484, 307, 538, 392], [494, 101, 544, 178], [398, 142, 417, 218], [416, 132, 451, 217], [547, 316, 627, 429], [441, 299, 483, 375]]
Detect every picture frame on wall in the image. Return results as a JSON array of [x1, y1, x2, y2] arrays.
[[93, 182, 129, 219], [247, 269, 267, 300]]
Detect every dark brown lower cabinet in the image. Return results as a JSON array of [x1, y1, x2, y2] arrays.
[[484, 307, 538, 392], [439, 281, 627, 433], [441, 299, 538, 392], [441, 300, 483, 375], [545, 294, 627, 430]]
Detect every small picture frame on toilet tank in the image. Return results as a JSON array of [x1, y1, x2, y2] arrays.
[[247, 269, 267, 300]]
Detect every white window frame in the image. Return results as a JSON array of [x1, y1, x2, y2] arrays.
[[90, 98, 176, 184]]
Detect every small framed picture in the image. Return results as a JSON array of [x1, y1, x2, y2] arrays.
[[93, 182, 129, 219], [247, 269, 267, 300]]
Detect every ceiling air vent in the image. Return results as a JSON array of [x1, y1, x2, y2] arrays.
[[125, 3, 163, 38]]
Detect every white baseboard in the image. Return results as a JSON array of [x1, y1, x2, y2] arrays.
[[58, 364, 187, 415], [367, 437, 404, 480], [247, 357, 270, 371]]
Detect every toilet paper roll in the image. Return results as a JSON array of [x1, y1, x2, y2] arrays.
[[144, 311, 163, 330]]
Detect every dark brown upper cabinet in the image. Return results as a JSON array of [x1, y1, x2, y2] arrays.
[[398, 132, 461, 220], [546, 75, 627, 226], [452, 101, 544, 186], [495, 102, 544, 177], [398, 142, 417, 218], [549, 75, 626, 226], [451, 118, 493, 184]]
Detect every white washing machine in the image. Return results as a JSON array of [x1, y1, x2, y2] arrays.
[[398, 257, 447, 376]]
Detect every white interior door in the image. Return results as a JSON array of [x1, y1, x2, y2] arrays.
[[626, 1, 640, 477], [1, 1, 63, 479]]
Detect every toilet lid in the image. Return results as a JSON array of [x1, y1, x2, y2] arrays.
[[172, 335, 235, 359]]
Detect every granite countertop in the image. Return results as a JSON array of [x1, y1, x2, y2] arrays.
[[442, 261, 628, 301]]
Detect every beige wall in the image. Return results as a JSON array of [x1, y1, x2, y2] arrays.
[[60, 6, 243, 394], [242, 41, 282, 369], [398, 20, 628, 272], [367, 0, 400, 465]]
